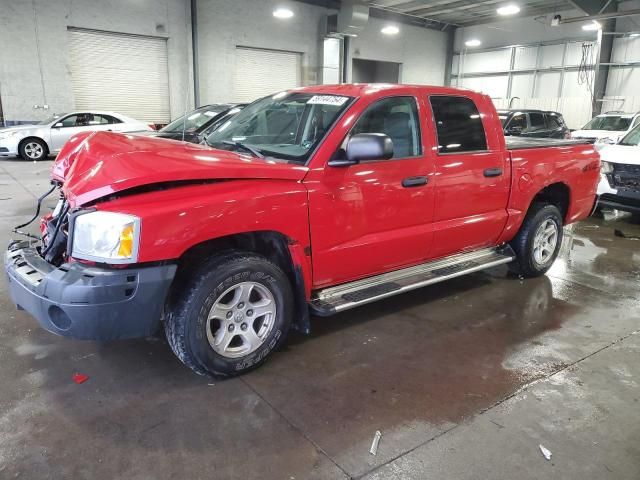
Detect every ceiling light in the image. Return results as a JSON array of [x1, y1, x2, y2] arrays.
[[497, 5, 520, 15], [465, 39, 482, 47], [381, 25, 400, 35], [273, 7, 294, 19], [582, 21, 601, 31]]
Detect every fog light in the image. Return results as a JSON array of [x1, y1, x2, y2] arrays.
[[48, 305, 72, 330]]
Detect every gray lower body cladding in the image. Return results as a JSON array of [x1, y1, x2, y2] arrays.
[[5, 241, 176, 341]]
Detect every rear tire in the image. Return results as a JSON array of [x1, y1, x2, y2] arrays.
[[164, 252, 293, 377], [19, 138, 48, 161], [509, 203, 563, 278]]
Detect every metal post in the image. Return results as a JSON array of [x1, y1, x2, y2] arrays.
[[592, 21, 615, 115], [191, 0, 200, 107], [341, 36, 351, 83], [0, 82, 4, 127], [443, 26, 456, 86], [506, 46, 516, 99]]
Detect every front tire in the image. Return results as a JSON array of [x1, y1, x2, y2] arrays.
[[509, 203, 563, 278], [19, 138, 48, 161], [164, 252, 293, 377]]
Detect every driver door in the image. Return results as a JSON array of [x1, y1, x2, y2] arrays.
[[306, 94, 435, 288]]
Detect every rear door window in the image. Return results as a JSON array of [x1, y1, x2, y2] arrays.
[[528, 113, 546, 131], [429, 96, 487, 154], [546, 115, 562, 129], [507, 113, 527, 132]]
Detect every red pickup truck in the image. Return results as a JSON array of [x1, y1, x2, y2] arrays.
[[5, 84, 600, 377]]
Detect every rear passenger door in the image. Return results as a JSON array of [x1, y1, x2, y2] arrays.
[[428, 95, 510, 259]]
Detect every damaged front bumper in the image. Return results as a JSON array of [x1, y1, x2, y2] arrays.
[[4, 240, 176, 341]]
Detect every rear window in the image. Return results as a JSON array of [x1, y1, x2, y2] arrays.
[[529, 113, 545, 130], [547, 114, 563, 129], [429, 96, 487, 154]]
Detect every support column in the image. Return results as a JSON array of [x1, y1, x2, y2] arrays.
[[592, 19, 615, 115], [443, 26, 456, 86]]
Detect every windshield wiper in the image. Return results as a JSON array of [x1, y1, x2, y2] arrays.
[[222, 140, 264, 158]]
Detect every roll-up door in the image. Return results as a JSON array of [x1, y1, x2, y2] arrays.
[[233, 47, 301, 103], [67, 28, 170, 123]]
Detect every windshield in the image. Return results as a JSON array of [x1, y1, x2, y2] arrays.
[[582, 115, 632, 132], [162, 106, 229, 133], [206, 92, 352, 163], [38, 114, 65, 125], [620, 124, 640, 146]]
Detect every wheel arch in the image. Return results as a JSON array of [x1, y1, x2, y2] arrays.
[[18, 136, 50, 155], [171, 230, 311, 334], [529, 182, 570, 221]]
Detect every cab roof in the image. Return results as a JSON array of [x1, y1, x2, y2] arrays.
[[288, 83, 477, 98]]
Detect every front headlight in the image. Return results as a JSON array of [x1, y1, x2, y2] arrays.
[[0, 131, 19, 141], [601, 161, 614, 174], [71, 211, 140, 263]]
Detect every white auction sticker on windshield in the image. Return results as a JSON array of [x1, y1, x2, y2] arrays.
[[308, 95, 349, 106]]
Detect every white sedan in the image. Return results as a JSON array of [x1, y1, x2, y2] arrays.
[[0, 111, 152, 161]]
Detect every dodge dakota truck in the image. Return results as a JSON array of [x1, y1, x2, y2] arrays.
[[5, 84, 600, 377]]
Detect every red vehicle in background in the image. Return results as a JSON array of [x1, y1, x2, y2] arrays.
[[5, 84, 600, 377]]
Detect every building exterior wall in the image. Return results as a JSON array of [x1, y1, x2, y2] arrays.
[[196, 0, 329, 104], [350, 17, 447, 85], [0, 0, 192, 124]]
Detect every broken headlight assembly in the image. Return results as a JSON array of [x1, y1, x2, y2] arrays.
[[71, 211, 141, 264], [600, 161, 614, 174]]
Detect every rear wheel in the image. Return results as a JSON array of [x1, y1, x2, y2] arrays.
[[164, 252, 293, 377], [509, 203, 563, 278], [19, 138, 48, 161]]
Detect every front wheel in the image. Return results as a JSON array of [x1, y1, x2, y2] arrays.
[[19, 138, 48, 161], [509, 203, 563, 278], [164, 252, 293, 377]]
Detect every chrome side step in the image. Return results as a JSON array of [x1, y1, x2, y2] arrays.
[[310, 245, 515, 316]]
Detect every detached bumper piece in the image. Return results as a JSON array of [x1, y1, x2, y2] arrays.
[[4, 241, 176, 341]]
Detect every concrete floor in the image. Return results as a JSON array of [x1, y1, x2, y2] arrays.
[[1, 157, 639, 480]]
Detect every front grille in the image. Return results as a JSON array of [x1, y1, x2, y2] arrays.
[[610, 163, 640, 190]]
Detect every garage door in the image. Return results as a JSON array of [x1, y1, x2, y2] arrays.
[[233, 47, 301, 103], [67, 28, 170, 123]]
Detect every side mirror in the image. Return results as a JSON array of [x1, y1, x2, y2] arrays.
[[328, 133, 394, 167], [53, 123, 63, 128]]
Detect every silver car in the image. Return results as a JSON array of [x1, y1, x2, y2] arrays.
[[0, 111, 152, 161]]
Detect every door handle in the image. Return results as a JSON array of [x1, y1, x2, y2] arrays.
[[483, 168, 503, 177], [402, 176, 428, 188]]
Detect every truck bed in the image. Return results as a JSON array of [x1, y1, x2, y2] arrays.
[[506, 137, 590, 150]]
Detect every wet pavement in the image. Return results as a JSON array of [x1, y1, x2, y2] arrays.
[[1, 158, 639, 479]]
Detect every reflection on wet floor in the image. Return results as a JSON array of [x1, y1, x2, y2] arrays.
[[550, 212, 640, 296], [242, 215, 640, 476]]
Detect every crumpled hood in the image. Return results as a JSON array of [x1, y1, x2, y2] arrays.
[[572, 129, 625, 141], [58, 131, 308, 206], [599, 144, 640, 165]]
